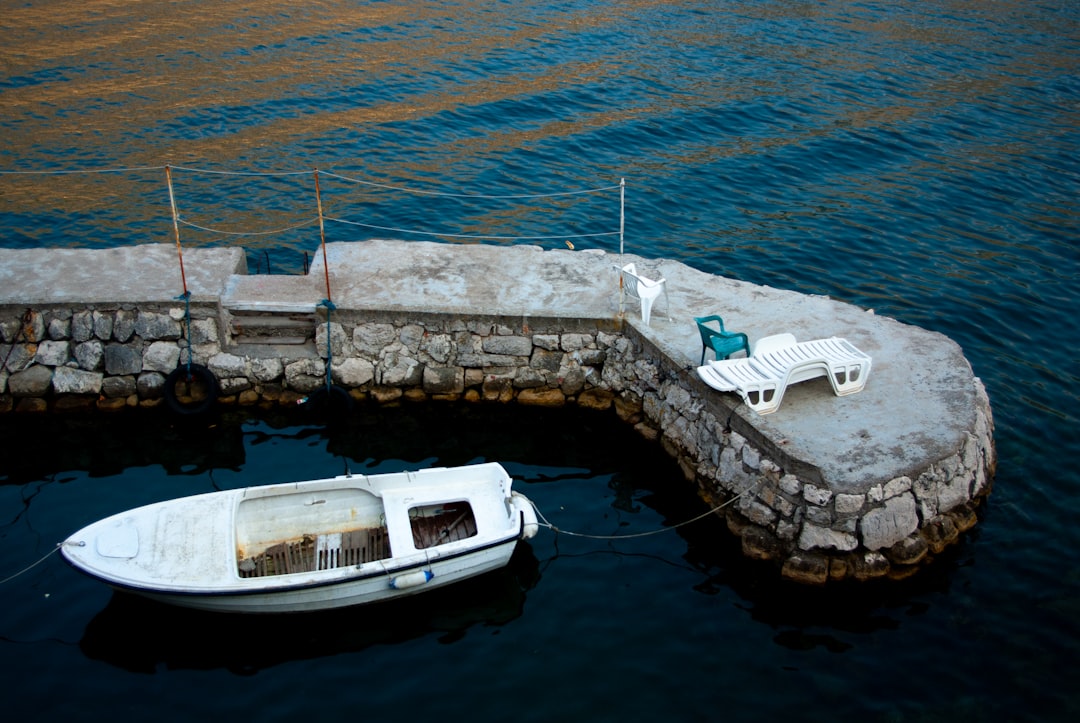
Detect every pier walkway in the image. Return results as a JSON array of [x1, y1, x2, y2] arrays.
[[0, 240, 994, 581]]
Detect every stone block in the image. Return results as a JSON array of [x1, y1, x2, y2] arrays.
[[54, 367, 104, 395], [92, 310, 113, 340], [100, 374, 135, 398], [512, 367, 545, 389], [250, 357, 284, 382], [34, 340, 70, 367], [533, 334, 560, 351], [517, 388, 566, 407], [803, 483, 832, 506], [113, 309, 137, 342], [137, 372, 166, 399], [23, 310, 45, 343], [105, 344, 142, 375], [353, 324, 397, 355], [483, 335, 532, 356], [190, 318, 219, 345], [851, 551, 891, 581], [380, 356, 421, 386], [399, 324, 425, 351], [220, 377, 252, 395], [577, 388, 614, 410], [421, 334, 453, 363], [781, 553, 829, 585], [559, 367, 586, 395], [284, 358, 327, 392], [884, 535, 929, 566], [209, 352, 248, 378], [8, 365, 53, 396], [859, 492, 918, 550], [71, 310, 94, 342], [47, 316, 70, 340], [74, 340, 105, 371], [143, 341, 181, 373], [315, 321, 349, 359], [423, 365, 464, 394], [561, 333, 592, 352], [798, 521, 858, 552], [332, 358, 374, 387], [573, 347, 606, 366], [835, 493, 865, 516], [530, 348, 562, 372], [135, 311, 181, 340]]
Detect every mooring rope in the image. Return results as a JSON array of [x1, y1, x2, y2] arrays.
[[531, 482, 758, 541], [0, 489, 755, 584], [0, 542, 73, 585]]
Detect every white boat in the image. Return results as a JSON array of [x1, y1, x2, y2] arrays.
[[61, 462, 539, 614]]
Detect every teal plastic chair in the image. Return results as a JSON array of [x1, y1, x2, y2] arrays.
[[695, 315, 750, 364]]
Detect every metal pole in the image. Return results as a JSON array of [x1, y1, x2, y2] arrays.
[[314, 169, 332, 304], [165, 165, 188, 296], [619, 178, 625, 315]]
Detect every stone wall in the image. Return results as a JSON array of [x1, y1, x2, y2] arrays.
[[0, 301, 995, 583]]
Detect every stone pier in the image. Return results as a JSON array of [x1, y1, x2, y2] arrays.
[[0, 240, 995, 583]]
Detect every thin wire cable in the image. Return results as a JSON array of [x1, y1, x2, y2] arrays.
[[1, 163, 626, 243], [531, 484, 756, 541], [0, 543, 63, 585], [166, 165, 312, 177], [177, 216, 320, 236], [0, 165, 166, 175], [326, 216, 620, 241], [0, 165, 622, 199], [320, 170, 620, 199]]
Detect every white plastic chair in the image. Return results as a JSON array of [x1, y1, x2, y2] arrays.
[[619, 263, 670, 326]]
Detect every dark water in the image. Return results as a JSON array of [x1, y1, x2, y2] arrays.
[[2, 1, 1078, 721]]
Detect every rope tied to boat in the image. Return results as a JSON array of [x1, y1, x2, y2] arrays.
[[0, 541, 78, 585], [529, 480, 760, 541]]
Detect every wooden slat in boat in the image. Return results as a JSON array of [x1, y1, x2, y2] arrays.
[[238, 527, 391, 578]]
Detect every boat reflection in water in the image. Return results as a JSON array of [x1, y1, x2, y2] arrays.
[[79, 543, 541, 675]]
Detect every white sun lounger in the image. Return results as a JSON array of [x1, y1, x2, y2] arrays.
[[696, 335, 871, 414]]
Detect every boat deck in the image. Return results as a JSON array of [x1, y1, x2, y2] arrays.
[[410, 506, 479, 549], [238, 527, 391, 578]]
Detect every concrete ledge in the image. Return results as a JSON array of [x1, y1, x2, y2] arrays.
[[0, 240, 995, 583]]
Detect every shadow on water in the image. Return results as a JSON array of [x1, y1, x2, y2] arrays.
[[0, 408, 247, 484], [78, 543, 542, 676], [0, 401, 994, 676]]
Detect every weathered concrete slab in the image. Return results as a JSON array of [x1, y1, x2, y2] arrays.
[[289, 239, 977, 492], [0, 244, 246, 304]]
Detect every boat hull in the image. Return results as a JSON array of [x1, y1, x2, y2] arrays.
[[113, 536, 521, 613], [61, 462, 539, 614]]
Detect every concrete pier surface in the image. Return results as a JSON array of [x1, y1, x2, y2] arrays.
[[0, 240, 994, 581]]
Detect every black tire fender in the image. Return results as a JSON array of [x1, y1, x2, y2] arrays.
[[303, 384, 354, 418], [163, 363, 219, 416]]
